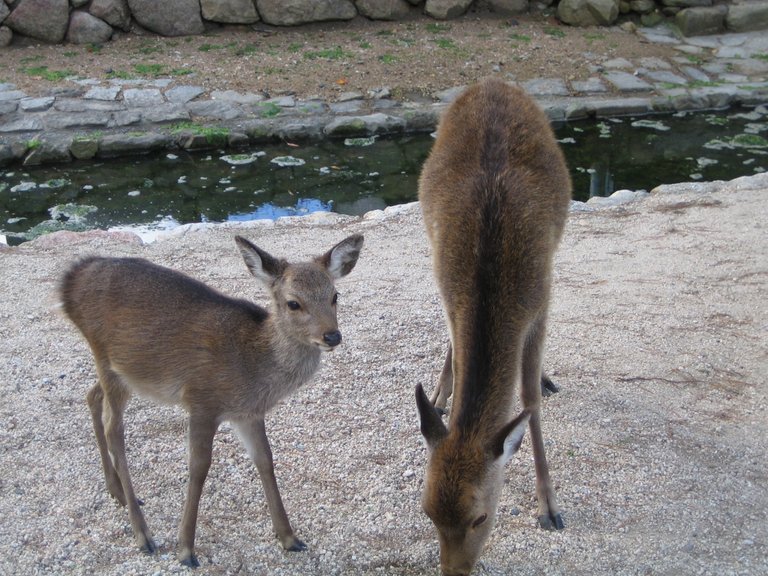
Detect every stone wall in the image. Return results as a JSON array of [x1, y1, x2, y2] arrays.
[[0, 0, 766, 47]]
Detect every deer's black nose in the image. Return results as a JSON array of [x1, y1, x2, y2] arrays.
[[323, 330, 342, 347]]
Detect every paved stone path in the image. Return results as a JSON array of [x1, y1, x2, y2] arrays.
[[1, 27, 767, 167]]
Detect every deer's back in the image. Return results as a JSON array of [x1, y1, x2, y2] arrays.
[[419, 79, 571, 314], [61, 256, 276, 411]]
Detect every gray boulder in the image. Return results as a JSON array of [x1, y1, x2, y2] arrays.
[[557, 0, 620, 26], [256, 0, 356, 26], [487, 0, 529, 14], [675, 5, 726, 36], [66, 11, 114, 44], [660, 0, 713, 7], [90, 0, 131, 31], [356, 0, 411, 20], [127, 0, 205, 36], [201, 0, 260, 24], [5, 0, 69, 43], [726, 1, 768, 33], [424, 0, 473, 19], [0, 2, 9, 22], [0, 26, 12, 47], [629, 0, 655, 13], [23, 135, 73, 166]]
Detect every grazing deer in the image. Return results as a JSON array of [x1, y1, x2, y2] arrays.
[[415, 78, 571, 575], [60, 234, 363, 567]]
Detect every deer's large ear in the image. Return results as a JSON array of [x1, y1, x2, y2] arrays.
[[235, 236, 286, 283], [319, 234, 364, 279], [416, 384, 448, 451], [490, 410, 530, 465]]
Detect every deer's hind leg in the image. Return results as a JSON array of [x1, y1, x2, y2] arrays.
[[520, 310, 564, 531], [430, 343, 454, 413], [95, 364, 156, 555], [87, 383, 126, 506]]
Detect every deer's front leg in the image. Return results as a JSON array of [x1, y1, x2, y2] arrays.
[[178, 415, 217, 568], [234, 417, 306, 552], [521, 313, 564, 532]]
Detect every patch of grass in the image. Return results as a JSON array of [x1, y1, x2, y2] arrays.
[[509, 33, 531, 43], [753, 53, 768, 62], [685, 54, 705, 65], [303, 46, 347, 60], [256, 102, 281, 118], [136, 43, 162, 55], [359, 41, 372, 49], [86, 43, 103, 53], [26, 138, 41, 150], [375, 29, 394, 36], [198, 43, 226, 52], [426, 23, 451, 34], [234, 44, 259, 56], [288, 42, 303, 53], [544, 26, 566, 38], [106, 69, 134, 79], [433, 38, 457, 50], [133, 63, 164, 76], [170, 122, 230, 145], [583, 32, 605, 43], [169, 68, 194, 77], [20, 66, 74, 82], [379, 54, 397, 64], [20, 55, 44, 64], [62, 51, 78, 58]]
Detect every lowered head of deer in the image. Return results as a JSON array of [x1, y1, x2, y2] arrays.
[[60, 233, 363, 567], [417, 386, 531, 576]]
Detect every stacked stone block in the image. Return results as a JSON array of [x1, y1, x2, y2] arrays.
[[0, 0, 767, 47]]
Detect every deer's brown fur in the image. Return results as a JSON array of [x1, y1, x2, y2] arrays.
[[416, 78, 570, 575], [60, 234, 363, 567]]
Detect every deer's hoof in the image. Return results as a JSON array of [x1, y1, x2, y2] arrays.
[[180, 554, 200, 568], [541, 375, 560, 397], [538, 513, 565, 531], [140, 537, 157, 555], [286, 538, 307, 552]]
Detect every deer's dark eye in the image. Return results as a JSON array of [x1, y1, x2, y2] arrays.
[[332, 293, 338, 305], [471, 513, 488, 529], [287, 300, 301, 311]]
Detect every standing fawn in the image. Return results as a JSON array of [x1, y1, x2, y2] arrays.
[[416, 78, 571, 575], [60, 234, 363, 567]]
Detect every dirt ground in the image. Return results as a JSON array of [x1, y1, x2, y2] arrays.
[[0, 173, 766, 574], [1, 12, 673, 101]]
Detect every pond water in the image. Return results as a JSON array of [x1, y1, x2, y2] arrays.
[[1, 106, 766, 244]]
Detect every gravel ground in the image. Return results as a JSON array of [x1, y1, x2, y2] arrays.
[[1, 174, 767, 575]]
